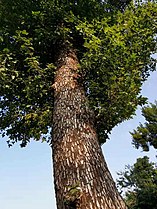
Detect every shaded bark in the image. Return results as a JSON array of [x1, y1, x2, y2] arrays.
[[52, 45, 127, 209]]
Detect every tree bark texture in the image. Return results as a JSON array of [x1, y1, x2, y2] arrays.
[[52, 46, 127, 209]]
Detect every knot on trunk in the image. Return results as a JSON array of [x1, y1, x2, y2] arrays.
[[64, 184, 82, 209]]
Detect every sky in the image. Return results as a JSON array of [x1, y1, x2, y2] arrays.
[[0, 71, 157, 209]]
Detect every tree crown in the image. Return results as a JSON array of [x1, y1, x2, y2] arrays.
[[0, 0, 157, 146], [117, 156, 157, 209], [131, 101, 157, 151]]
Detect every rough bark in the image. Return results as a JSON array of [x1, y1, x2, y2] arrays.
[[52, 45, 127, 209]]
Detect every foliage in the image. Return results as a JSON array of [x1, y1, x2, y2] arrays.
[[0, 0, 157, 146], [131, 101, 157, 151], [117, 156, 157, 209], [64, 183, 82, 208]]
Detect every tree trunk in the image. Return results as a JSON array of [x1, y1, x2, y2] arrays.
[[52, 45, 127, 209]]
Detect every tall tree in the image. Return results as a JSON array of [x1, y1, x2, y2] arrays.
[[131, 101, 157, 151], [0, 0, 157, 208], [117, 156, 157, 209]]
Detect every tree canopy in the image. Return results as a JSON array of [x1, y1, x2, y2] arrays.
[[0, 0, 157, 147], [131, 101, 157, 151], [117, 156, 157, 209]]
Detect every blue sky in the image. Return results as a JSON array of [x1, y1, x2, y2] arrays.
[[0, 71, 157, 209]]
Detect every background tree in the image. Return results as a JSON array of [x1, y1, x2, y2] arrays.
[[117, 156, 157, 209], [131, 101, 157, 151], [0, 0, 157, 208]]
